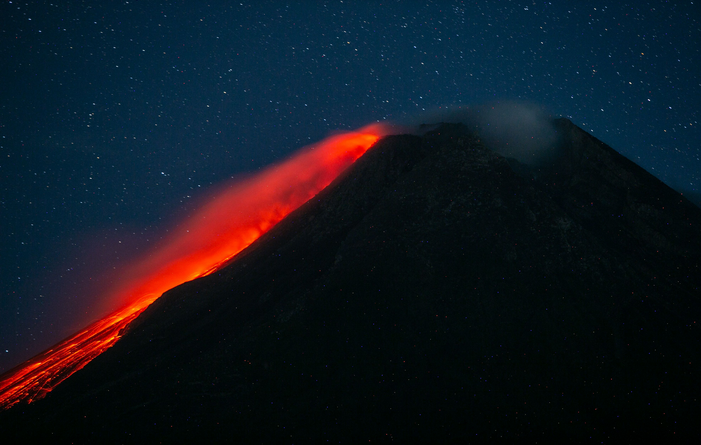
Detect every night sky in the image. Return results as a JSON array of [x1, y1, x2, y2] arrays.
[[1, 1, 699, 373]]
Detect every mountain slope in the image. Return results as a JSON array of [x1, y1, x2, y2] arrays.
[[2, 119, 700, 443]]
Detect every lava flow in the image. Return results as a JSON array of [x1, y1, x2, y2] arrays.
[[0, 124, 387, 410]]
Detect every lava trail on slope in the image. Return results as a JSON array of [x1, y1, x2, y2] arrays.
[[0, 125, 387, 409]]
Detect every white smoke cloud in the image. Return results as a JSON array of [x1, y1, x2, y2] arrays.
[[399, 101, 561, 166]]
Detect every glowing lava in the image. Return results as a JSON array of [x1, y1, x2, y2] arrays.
[[0, 124, 387, 410]]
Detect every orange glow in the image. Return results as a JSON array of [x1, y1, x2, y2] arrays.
[[0, 124, 387, 409]]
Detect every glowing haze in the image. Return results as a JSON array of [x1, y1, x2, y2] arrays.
[[0, 123, 389, 409]]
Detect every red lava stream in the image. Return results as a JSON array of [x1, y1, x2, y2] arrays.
[[0, 125, 386, 409]]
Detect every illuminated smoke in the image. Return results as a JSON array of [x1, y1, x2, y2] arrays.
[[0, 123, 389, 409], [102, 123, 390, 313]]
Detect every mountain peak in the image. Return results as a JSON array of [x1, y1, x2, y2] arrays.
[[2, 121, 700, 442]]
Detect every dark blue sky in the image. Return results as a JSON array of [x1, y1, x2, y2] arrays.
[[1, 0, 699, 373]]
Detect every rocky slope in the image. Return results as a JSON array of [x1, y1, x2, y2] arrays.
[[2, 119, 700, 443]]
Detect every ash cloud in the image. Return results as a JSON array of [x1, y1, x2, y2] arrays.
[[400, 101, 561, 166]]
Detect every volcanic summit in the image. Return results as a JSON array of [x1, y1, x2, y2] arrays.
[[1, 118, 700, 442]]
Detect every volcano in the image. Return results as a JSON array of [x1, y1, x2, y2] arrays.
[[1, 118, 700, 442]]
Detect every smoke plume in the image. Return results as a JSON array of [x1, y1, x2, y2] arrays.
[[401, 101, 560, 166]]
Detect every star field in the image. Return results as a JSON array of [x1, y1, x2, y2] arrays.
[[1, 0, 699, 372]]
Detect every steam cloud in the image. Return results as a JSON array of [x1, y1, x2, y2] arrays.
[[402, 101, 561, 166]]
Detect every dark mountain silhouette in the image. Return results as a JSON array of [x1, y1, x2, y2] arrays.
[[2, 119, 700, 443], [682, 190, 701, 208]]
